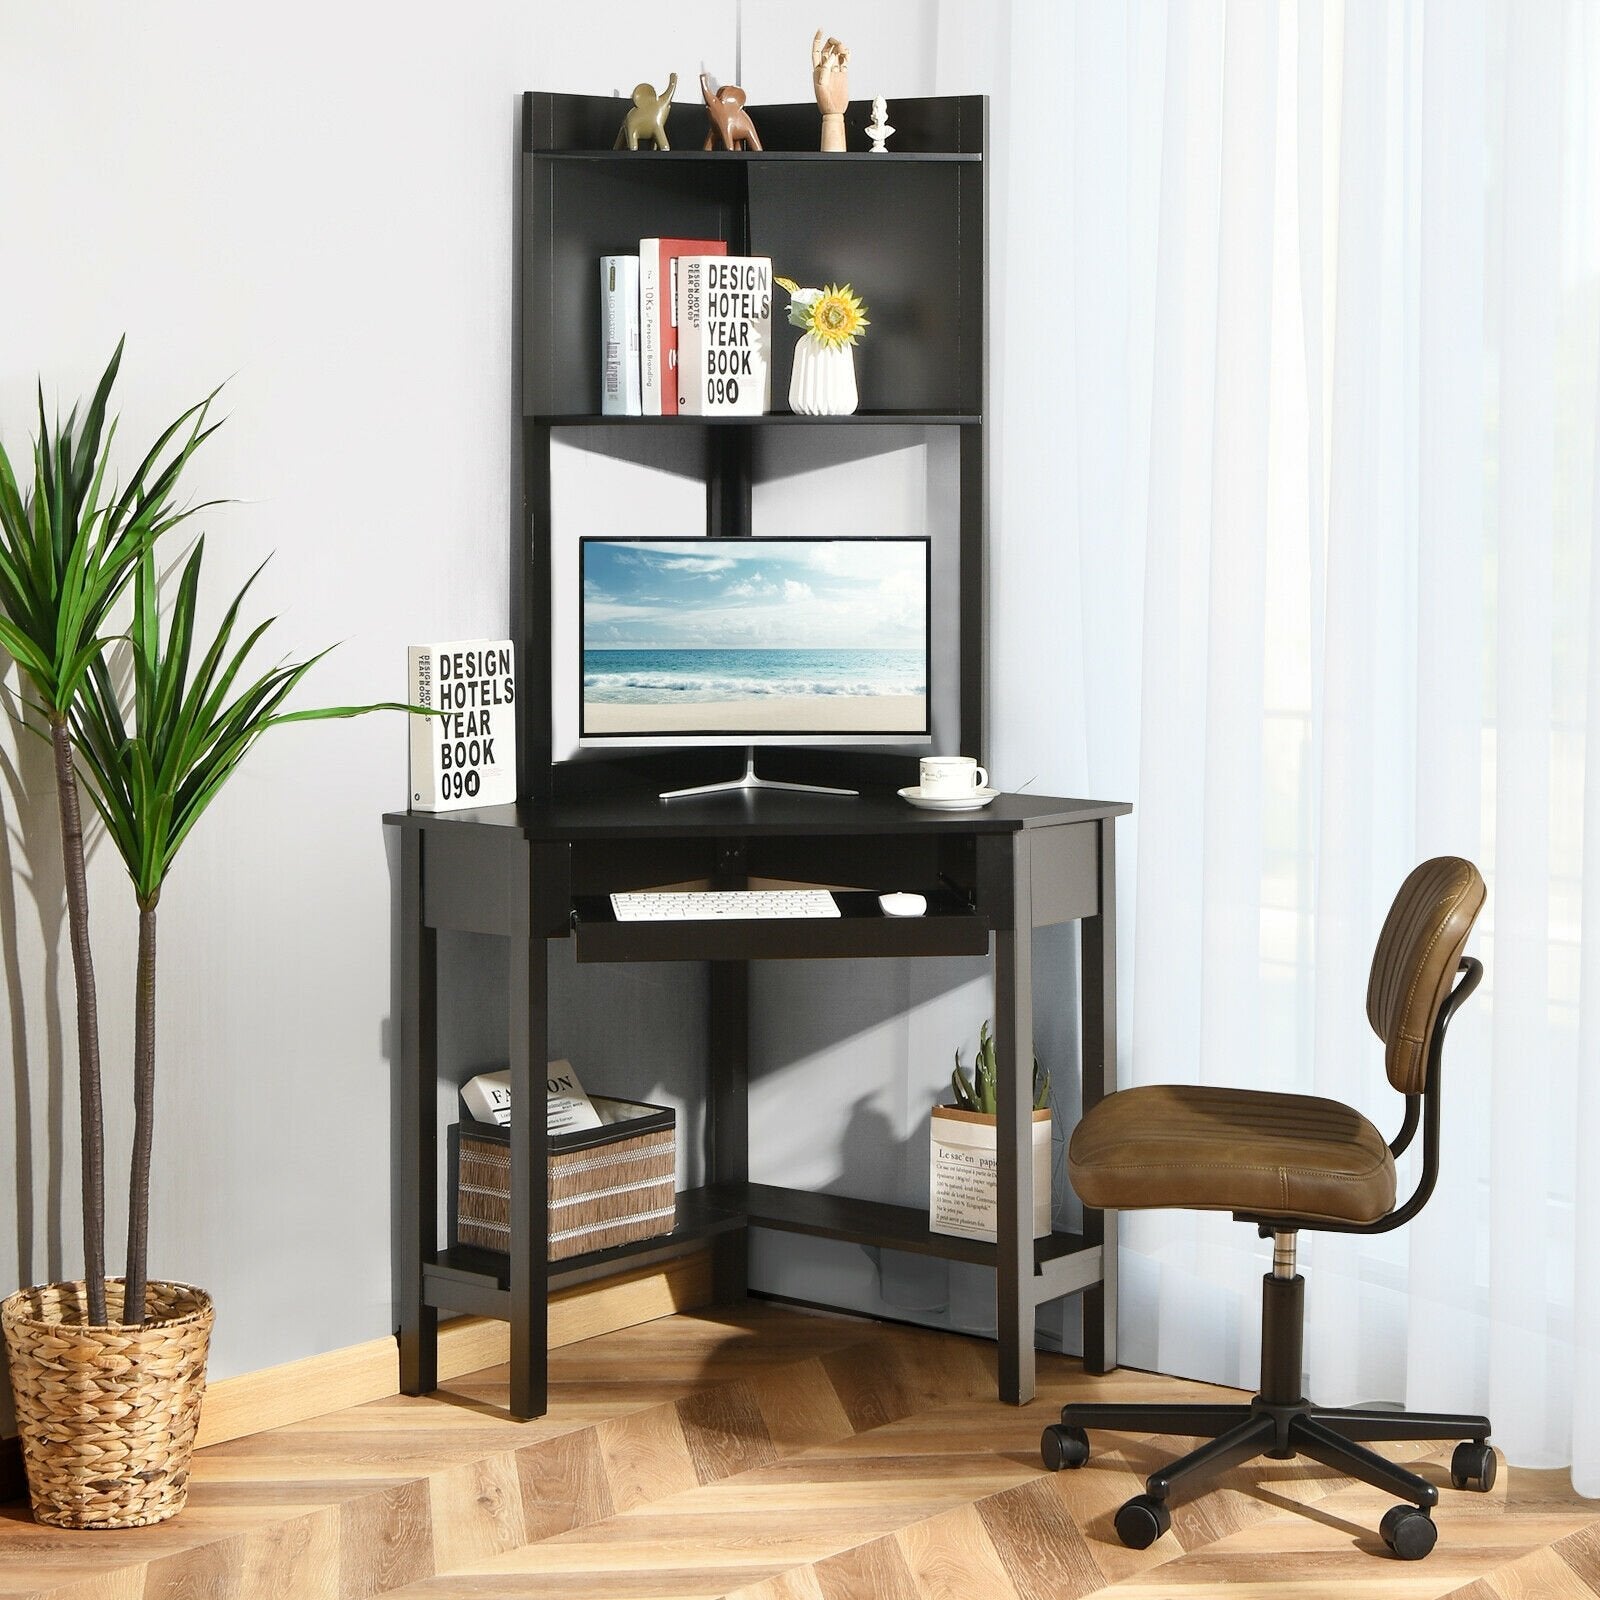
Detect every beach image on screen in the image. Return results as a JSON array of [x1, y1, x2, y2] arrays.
[[581, 538, 929, 737]]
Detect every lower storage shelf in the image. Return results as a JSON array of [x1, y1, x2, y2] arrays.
[[424, 1180, 1099, 1319], [721, 1181, 1096, 1270], [424, 1186, 749, 1313]]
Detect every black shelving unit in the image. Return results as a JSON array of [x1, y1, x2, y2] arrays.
[[516, 89, 987, 802], [387, 92, 1128, 1423]]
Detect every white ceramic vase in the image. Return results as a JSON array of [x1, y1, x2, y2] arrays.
[[788, 335, 858, 416]]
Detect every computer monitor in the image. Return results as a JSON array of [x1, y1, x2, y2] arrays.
[[578, 536, 931, 748]]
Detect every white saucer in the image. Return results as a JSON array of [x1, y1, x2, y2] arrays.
[[898, 785, 999, 812]]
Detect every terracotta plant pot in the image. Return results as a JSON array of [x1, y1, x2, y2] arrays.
[[2, 1278, 213, 1529]]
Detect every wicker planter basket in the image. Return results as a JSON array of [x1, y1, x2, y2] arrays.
[[1, 1278, 213, 1529]]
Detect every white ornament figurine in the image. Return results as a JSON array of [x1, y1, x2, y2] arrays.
[[866, 96, 894, 153]]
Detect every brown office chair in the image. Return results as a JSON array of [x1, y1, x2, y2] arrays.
[[1042, 857, 1491, 1561]]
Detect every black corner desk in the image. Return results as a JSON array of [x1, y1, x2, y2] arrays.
[[385, 787, 1129, 1419]]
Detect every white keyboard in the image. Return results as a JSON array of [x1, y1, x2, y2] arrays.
[[610, 889, 841, 921]]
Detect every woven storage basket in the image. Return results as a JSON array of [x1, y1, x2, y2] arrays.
[[1, 1278, 213, 1529], [452, 1096, 676, 1261]]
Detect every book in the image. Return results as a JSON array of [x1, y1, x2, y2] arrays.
[[546, 1060, 604, 1134], [599, 255, 641, 415], [462, 1069, 513, 1125], [676, 254, 772, 416], [460, 1059, 604, 1134], [407, 639, 517, 812], [639, 236, 726, 415]]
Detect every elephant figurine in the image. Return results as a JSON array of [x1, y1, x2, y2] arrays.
[[614, 73, 677, 151], [701, 72, 763, 152]]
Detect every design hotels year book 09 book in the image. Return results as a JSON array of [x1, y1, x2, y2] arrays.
[[675, 255, 772, 417], [407, 639, 516, 812]]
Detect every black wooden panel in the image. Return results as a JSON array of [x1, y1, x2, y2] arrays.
[[743, 831, 940, 889], [748, 162, 972, 415], [525, 88, 714, 154], [569, 833, 720, 894], [524, 157, 742, 417], [422, 826, 521, 934], [754, 95, 984, 155], [1029, 822, 1100, 927]]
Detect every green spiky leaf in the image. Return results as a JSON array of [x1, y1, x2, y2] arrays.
[[71, 537, 425, 902]]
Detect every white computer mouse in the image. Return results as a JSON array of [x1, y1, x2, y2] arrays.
[[878, 892, 927, 917]]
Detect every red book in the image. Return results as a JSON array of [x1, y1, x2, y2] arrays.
[[638, 237, 727, 415]]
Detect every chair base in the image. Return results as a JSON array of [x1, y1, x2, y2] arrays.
[[1042, 1397, 1494, 1559]]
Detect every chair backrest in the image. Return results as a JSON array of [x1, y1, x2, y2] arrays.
[[1366, 857, 1486, 1094]]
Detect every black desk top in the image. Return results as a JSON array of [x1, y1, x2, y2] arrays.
[[384, 789, 1131, 841]]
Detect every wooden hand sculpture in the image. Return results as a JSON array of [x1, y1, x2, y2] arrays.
[[811, 30, 850, 151], [614, 72, 677, 151], [701, 73, 763, 151]]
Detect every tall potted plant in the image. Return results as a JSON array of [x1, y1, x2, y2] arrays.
[[0, 351, 413, 1529], [0, 342, 218, 1333], [73, 535, 411, 1319]]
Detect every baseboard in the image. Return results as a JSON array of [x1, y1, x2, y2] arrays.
[[194, 1250, 713, 1449], [2, 1250, 713, 1497]]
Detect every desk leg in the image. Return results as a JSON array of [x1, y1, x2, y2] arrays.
[[1081, 819, 1119, 1374], [995, 831, 1035, 1405], [708, 961, 749, 1302], [398, 827, 438, 1396], [508, 839, 550, 1420]]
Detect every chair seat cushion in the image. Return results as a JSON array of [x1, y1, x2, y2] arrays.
[[1068, 1084, 1397, 1225]]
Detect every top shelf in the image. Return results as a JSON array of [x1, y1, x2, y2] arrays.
[[525, 90, 987, 161], [534, 150, 981, 165]]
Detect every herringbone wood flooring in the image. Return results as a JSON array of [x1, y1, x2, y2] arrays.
[[1, 1301, 1595, 1599]]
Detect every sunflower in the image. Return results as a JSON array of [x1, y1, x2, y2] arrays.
[[807, 284, 870, 348]]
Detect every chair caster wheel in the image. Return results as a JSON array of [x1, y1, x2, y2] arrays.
[[1380, 1504, 1437, 1560], [1114, 1494, 1172, 1549], [1041, 1424, 1090, 1471], [1450, 1440, 1497, 1492]]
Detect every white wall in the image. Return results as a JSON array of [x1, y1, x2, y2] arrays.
[[0, 0, 1075, 1399]]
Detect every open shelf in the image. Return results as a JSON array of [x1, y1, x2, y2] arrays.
[[426, 1179, 1095, 1313], [540, 150, 981, 165], [425, 1186, 749, 1313], [719, 1181, 1095, 1269], [538, 412, 981, 427]]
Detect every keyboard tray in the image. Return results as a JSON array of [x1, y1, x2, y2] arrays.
[[571, 889, 990, 963]]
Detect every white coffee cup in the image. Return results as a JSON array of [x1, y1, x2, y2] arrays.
[[919, 755, 988, 796]]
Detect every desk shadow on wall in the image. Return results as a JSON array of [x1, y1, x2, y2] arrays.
[[748, 927, 1086, 1345], [0, 690, 70, 1293], [0, 685, 73, 1438]]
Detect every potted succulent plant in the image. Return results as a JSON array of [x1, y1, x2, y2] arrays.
[[929, 1021, 1054, 1243], [0, 346, 412, 1529]]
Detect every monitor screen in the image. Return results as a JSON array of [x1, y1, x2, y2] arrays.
[[579, 536, 931, 744]]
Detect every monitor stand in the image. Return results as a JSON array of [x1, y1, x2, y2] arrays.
[[659, 753, 858, 801]]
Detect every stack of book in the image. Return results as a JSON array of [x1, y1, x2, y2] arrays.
[[600, 238, 772, 417]]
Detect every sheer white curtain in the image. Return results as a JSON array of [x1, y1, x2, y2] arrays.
[[988, 0, 1600, 1486]]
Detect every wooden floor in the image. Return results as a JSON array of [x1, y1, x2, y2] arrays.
[[2, 1301, 1597, 1600]]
